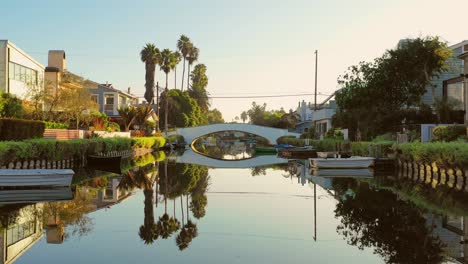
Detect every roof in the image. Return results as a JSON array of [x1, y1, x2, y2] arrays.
[[458, 51, 468, 59], [449, 40, 468, 50], [97, 83, 138, 99], [0, 40, 45, 69]]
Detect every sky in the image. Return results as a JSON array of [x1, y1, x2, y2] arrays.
[[2, 0, 467, 121]]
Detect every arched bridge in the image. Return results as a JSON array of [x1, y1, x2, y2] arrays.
[[172, 149, 288, 168], [168, 123, 300, 145]]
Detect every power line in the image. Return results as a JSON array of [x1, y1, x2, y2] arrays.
[[134, 93, 332, 99]]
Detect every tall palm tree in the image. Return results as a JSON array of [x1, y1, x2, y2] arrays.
[[172, 51, 182, 89], [186, 46, 199, 89], [140, 43, 160, 104], [177, 35, 192, 91], [160, 49, 175, 89]]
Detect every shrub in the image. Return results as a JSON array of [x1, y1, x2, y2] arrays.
[[44, 121, 69, 129], [432, 126, 467, 142], [131, 137, 166, 149], [0, 92, 23, 118], [395, 141, 468, 168], [106, 122, 121, 132], [0, 118, 45, 140]]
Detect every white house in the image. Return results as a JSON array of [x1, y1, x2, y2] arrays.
[[0, 40, 45, 98], [295, 100, 337, 136]]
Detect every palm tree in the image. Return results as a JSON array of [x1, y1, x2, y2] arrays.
[[139, 189, 159, 244], [172, 51, 182, 89], [140, 43, 160, 104], [186, 46, 199, 89], [177, 35, 192, 91], [160, 49, 175, 89]]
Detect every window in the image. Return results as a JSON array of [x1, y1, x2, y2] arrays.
[[6, 220, 36, 246], [9, 62, 39, 87], [105, 95, 114, 112]]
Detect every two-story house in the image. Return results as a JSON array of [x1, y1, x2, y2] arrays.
[[295, 100, 337, 136], [89, 83, 139, 117]]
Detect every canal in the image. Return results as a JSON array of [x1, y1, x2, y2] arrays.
[[3, 136, 468, 263]]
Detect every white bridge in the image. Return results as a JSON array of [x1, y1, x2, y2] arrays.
[[173, 149, 288, 168], [168, 123, 300, 145]]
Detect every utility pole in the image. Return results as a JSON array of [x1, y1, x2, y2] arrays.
[[314, 50, 318, 111]]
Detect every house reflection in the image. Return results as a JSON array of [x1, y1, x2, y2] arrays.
[[0, 204, 43, 264]]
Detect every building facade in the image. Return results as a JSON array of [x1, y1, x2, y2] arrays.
[[458, 51, 468, 124], [0, 40, 44, 98], [89, 84, 139, 117], [295, 100, 337, 136], [422, 40, 468, 105]]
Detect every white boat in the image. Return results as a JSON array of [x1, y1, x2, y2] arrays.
[[310, 168, 374, 178], [309, 157, 374, 169], [0, 169, 74, 187], [0, 187, 73, 205]]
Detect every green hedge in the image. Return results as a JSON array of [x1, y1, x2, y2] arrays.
[[432, 126, 467, 142], [0, 118, 45, 140], [131, 136, 166, 149], [44, 121, 69, 129], [395, 141, 468, 168], [277, 136, 394, 156], [0, 137, 133, 165]]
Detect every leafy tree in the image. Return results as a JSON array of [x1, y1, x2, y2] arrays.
[[140, 43, 161, 104], [206, 108, 224, 124], [240, 111, 248, 123], [0, 92, 23, 118], [188, 64, 210, 113], [60, 88, 98, 129], [177, 35, 192, 91], [159, 89, 206, 128], [335, 36, 452, 139]]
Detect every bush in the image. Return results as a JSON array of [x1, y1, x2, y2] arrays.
[[395, 141, 468, 168], [0, 137, 133, 166], [0, 118, 45, 140], [0, 92, 23, 118], [106, 122, 121, 132], [44, 121, 69, 129], [432, 126, 467, 142], [131, 137, 166, 149]]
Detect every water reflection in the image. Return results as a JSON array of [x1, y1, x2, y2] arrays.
[[5, 150, 468, 263], [192, 132, 258, 160]]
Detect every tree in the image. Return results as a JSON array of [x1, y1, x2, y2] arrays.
[[118, 106, 138, 131], [140, 43, 160, 104], [335, 36, 452, 139], [206, 108, 224, 124], [60, 88, 98, 129], [172, 51, 182, 89], [240, 111, 248, 123], [188, 64, 210, 113], [0, 92, 23, 118], [177, 35, 192, 91], [160, 49, 177, 89], [159, 89, 206, 128], [186, 46, 199, 89]]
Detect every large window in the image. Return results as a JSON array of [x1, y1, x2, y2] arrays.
[[6, 220, 36, 246], [9, 61, 39, 86], [104, 94, 114, 112]]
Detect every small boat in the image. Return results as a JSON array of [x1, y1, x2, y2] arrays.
[[316, 152, 337, 158], [274, 144, 296, 150], [310, 168, 374, 178], [309, 157, 374, 169], [0, 187, 73, 205], [0, 169, 74, 187]]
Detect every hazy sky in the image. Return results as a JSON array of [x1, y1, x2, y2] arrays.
[[3, 0, 467, 121]]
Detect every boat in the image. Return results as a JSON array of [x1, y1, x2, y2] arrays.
[[254, 147, 277, 154], [0, 169, 74, 187], [310, 168, 374, 178], [309, 157, 374, 169], [0, 187, 73, 205], [274, 144, 296, 150]]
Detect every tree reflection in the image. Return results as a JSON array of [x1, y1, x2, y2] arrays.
[[333, 179, 445, 263]]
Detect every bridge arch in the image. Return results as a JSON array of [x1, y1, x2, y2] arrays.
[[168, 123, 300, 145]]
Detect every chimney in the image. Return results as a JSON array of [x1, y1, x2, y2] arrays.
[[47, 50, 66, 72], [128, 87, 131, 94]]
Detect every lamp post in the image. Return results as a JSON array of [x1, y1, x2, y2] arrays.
[[314, 50, 318, 111]]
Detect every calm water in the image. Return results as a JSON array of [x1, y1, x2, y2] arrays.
[[2, 141, 468, 264]]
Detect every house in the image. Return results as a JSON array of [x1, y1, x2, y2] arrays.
[[458, 51, 468, 124], [88, 83, 139, 117], [295, 100, 337, 136], [422, 40, 468, 105], [45, 50, 139, 118], [0, 40, 45, 98]]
